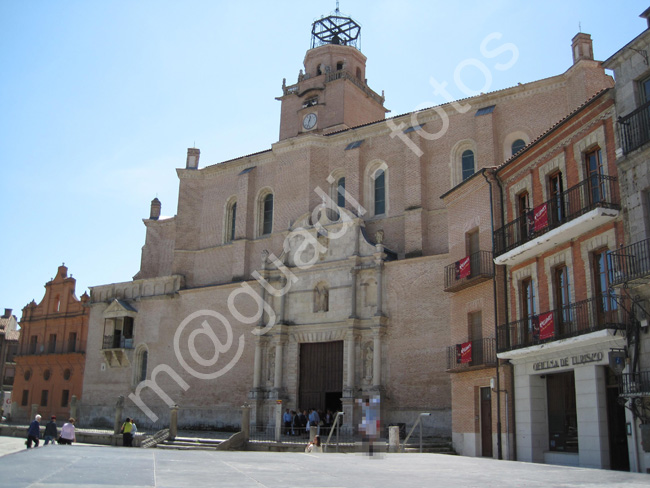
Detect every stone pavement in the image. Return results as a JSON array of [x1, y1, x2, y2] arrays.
[[0, 436, 648, 488]]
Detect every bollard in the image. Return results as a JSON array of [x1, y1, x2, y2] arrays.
[[30, 403, 39, 422], [241, 404, 251, 446], [113, 396, 124, 435], [309, 425, 317, 442], [275, 400, 283, 442], [388, 426, 400, 453], [69, 395, 78, 421], [169, 405, 179, 441]]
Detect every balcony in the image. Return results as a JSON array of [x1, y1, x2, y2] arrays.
[[619, 100, 650, 155], [619, 370, 650, 397], [608, 239, 650, 287], [446, 337, 497, 371], [493, 175, 620, 266], [497, 294, 630, 354], [102, 335, 134, 350], [444, 251, 494, 292], [101, 334, 133, 368]]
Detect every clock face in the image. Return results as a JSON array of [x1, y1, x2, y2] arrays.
[[303, 113, 317, 130]]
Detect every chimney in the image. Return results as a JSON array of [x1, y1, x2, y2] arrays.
[[641, 7, 650, 29], [150, 198, 161, 220], [186, 148, 200, 169], [2, 308, 11, 318], [571, 33, 594, 65]]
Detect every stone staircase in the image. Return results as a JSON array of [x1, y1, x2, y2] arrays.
[[401, 438, 456, 454], [156, 436, 224, 451]]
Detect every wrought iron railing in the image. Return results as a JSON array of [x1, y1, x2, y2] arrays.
[[494, 175, 619, 256], [608, 239, 650, 287], [619, 99, 650, 155], [497, 294, 630, 353], [619, 370, 650, 397], [446, 337, 497, 370], [102, 335, 134, 350], [444, 251, 494, 292]]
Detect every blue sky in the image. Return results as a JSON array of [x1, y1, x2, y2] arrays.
[[0, 0, 646, 321]]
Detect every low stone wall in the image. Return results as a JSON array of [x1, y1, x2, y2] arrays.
[[0, 425, 145, 447]]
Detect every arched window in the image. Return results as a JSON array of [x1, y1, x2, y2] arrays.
[[139, 350, 148, 383], [225, 199, 237, 243], [336, 177, 346, 208], [336, 61, 343, 71], [356, 67, 362, 80], [511, 139, 526, 155], [374, 170, 386, 215], [260, 193, 274, 236], [461, 150, 475, 181]]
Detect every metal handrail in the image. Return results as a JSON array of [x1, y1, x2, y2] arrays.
[[400, 413, 431, 453], [324, 411, 345, 453]]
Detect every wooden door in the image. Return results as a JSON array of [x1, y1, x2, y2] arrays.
[[299, 341, 343, 413], [480, 387, 493, 457]]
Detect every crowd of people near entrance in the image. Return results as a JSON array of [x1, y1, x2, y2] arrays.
[[283, 408, 336, 437]]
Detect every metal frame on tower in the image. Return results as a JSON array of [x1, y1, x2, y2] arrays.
[[310, 5, 361, 49]]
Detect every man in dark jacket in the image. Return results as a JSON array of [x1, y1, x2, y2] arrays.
[[44, 416, 58, 445], [26, 414, 41, 448]]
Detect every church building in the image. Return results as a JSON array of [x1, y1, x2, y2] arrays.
[[80, 9, 613, 445]]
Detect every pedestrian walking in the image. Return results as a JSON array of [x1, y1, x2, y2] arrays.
[[26, 414, 41, 448], [44, 416, 58, 445]]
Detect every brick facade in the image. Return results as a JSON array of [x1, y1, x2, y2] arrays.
[[12, 265, 89, 422], [80, 13, 615, 443]]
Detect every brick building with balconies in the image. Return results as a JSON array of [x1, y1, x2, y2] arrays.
[[12, 265, 89, 422]]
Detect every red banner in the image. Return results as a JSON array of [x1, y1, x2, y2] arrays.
[[533, 203, 548, 232], [456, 256, 471, 280], [539, 311, 554, 340], [459, 341, 472, 364]]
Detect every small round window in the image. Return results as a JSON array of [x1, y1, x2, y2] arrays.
[[24, 370, 31, 381], [63, 369, 71, 381], [43, 369, 51, 381]]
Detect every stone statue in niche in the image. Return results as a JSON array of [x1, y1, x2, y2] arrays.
[[363, 342, 373, 383], [313, 284, 329, 312]]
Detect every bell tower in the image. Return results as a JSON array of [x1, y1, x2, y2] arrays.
[[277, 9, 388, 140]]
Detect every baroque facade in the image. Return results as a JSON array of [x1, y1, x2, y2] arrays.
[[12, 265, 89, 421], [80, 11, 613, 440]]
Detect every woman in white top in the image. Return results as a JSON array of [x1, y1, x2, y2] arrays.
[[59, 418, 76, 445], [305, 434, 322, 453]]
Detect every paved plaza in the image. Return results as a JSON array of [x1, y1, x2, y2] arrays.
[[0, 436, 648, 488]]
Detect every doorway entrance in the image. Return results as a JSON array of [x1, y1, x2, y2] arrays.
[[606, 368, 630, 471], [480, 387, 493, 457], [299, 341, 343, 413]]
